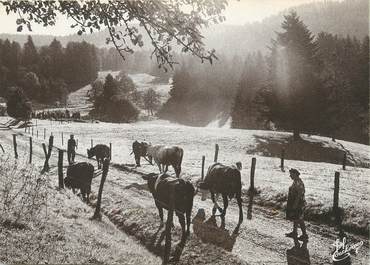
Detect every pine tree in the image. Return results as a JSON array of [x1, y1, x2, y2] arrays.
[[48, 38, 64, 79], [263, 11, 322, 140], [22, 36, 39, 72]]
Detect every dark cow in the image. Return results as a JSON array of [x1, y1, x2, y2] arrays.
[[145, 145, 183, 178], [142, 173, 195, 241], [87, 144, 110, 169], [64, 162, 94, 203], [131, 141, 150, 167], [198, 162, 243, 226]]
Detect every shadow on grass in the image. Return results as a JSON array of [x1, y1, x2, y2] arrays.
[[247, 135, 353, 166]]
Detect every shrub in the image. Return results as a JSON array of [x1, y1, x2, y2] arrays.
[[6, 87, 32, 120]]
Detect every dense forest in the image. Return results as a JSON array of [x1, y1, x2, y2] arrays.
[[161, 12, 369, 144], [0, 36, 98, 107]]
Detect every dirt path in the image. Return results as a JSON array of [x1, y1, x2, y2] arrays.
[[1, 128, 368, 265]]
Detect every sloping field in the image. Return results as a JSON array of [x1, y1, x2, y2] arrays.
[[0, 122, 369, 264], [2, 117, 369, 236]]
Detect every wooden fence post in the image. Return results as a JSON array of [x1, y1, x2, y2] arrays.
[[36, 130, 38, 138], [29, 137, 32, 164], [164, 183, 175, 264], [91, 139, 93, 148], [76, 139, 78, 149], [42, 135, 54, 173], [248, 157, 256, 194], [342, 153, 346, 170], [44, 128, 46, 139], [31, 126, 34, 136], [109, 142, 112, 160], [61, 132, 64, 146], [214, 144, 219, 163], [280, 148, 285, 172], [333, 171, 340, 223], [58, 149, 64, 189], [201, 155, 205, 180], [92, 158, 110, 220], [12, 134, 18, 159]]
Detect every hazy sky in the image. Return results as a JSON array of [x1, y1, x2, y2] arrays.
[[0, 0, 331, 36]]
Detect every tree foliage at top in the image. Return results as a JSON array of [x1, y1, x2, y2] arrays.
[[1, 0, 228, 70]]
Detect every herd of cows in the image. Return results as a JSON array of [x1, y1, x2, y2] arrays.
[[65, 141, 244, 242]]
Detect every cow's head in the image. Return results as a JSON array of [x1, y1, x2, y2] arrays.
[[142, 173, 158, 194], [196, 181, 210, 201], [87, 148, 94, 158], [141, 142, 153, 164]]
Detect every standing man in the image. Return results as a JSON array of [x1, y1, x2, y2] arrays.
[[67, 134, 77, 165], [285, 168, 308, 241]]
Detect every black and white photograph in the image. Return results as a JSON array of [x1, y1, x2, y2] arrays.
[[0, 0, 368, 264]]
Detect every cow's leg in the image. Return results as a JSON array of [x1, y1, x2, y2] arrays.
[[176, 212, 186, 242], [81, 192, 87, 202], [185, 208, 191, 236], [157, 162, 162, 173], [155, 201, 164, 224], [220, 194, 229, 228], [221, 194, 229, 217], [135, 155, 140, 167], [174, 164, 181, 178], [164, 164, 168, 172], [72, 188, 76, 194], [211, 192, 222, 215], [237, 194, 243, 224], [86, 192, 90, 204]]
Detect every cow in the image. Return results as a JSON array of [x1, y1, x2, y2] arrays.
[[198, 162, 243, 226], [131, 141, 150, 167], [142, 173, 195, 241], [87, 144, 110, 169], [144, 144, 183, 178], [64, 162, 94, 203]]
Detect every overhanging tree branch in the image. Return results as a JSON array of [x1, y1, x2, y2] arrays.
[[1, 0, 229, 69]]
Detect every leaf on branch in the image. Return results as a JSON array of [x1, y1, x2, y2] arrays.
[[17, 25, 23, 32]]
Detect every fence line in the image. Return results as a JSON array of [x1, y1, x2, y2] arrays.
[[2, 124, 367, 234]]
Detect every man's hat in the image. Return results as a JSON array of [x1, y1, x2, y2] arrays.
[[289, 168, 300, 176]]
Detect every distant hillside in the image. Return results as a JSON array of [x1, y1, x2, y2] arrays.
[[202, 0, 368, 56], [0, 0, 367, 57]]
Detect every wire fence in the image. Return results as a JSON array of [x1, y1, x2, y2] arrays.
[[1, 117, 369, 233]]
